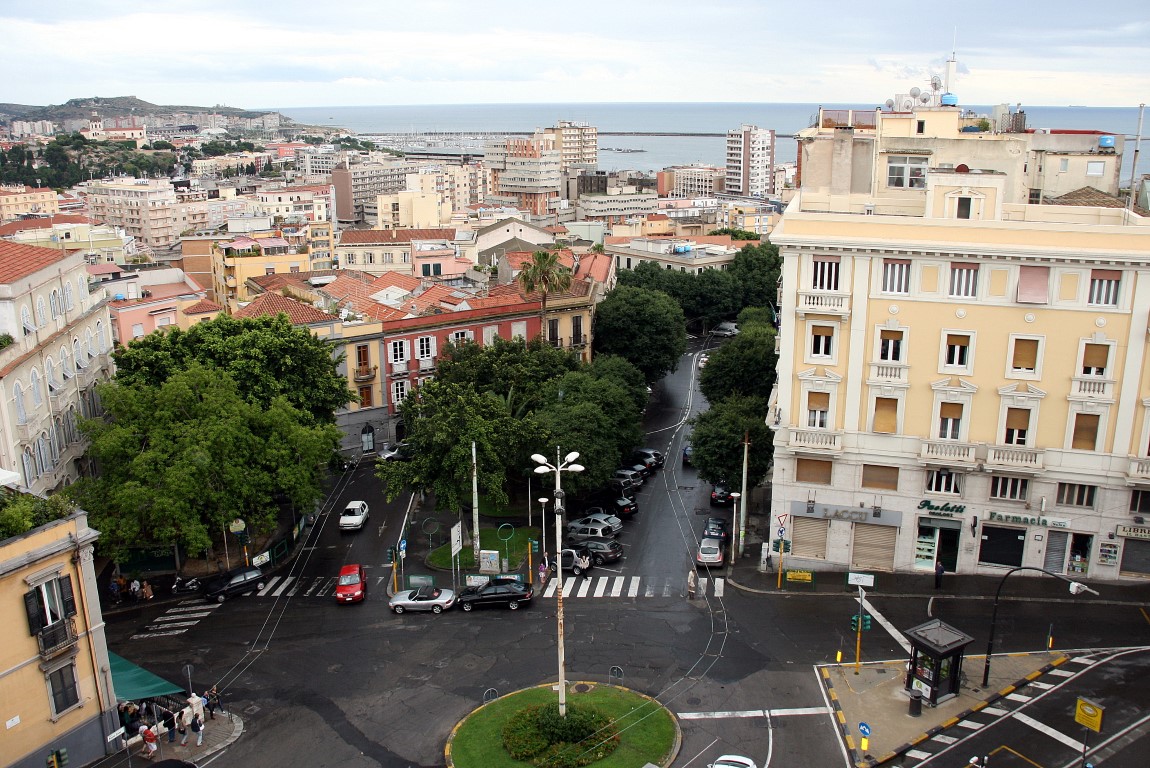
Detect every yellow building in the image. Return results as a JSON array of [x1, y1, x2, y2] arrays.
[[770, 104, 1150, 582], [211, 229, 312, 310], [0, 505, 117, 768], [0, 185, 60, 223]]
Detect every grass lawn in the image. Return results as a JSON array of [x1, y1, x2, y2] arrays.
[[448, 684, 676, 768], [427, 525, 542, 570]]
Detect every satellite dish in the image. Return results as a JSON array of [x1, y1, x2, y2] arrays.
[[884, 99, 895, 110], [931, 75, 943, 91], [900, 98, 915, 111], [920, 94, 931, 104], [909, 86, 921, 98]]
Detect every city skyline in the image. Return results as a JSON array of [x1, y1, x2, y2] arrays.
[[2, 1, 1148, 110]]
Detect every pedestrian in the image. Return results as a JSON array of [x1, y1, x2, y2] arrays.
[[190, 712, 204, 747], [206, 686, 220, 719], [129, 577, 141, 603], [141, 580, 154, 600], [109, 577, 121, 605], [177, 710, 188, 746], [538, 560, 548, 587], [577, 551, 591, 579], [162, 707, 177, 743], [138, 724, 158, 760], [934, 560, 945, 590]]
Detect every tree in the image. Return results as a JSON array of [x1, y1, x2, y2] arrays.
[[111, 314, 353, 424], [688, 395, 774, 488], [592, 285, 687, 383], [0, 494, 74, 542], [708, 227, 762, 241], [588, 354, 648, 415], [516, 249, 573, 340], [433, 336, 580, 414], [728, 242, 781, 310], [699, 325, 778, 404], [73, 364, 340, 561]]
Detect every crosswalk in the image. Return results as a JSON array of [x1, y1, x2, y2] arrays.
[[541, 574, 725, 599], [130, 601, 223, 640]]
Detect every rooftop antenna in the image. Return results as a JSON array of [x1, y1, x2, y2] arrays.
[[945, 30, 958, 93]]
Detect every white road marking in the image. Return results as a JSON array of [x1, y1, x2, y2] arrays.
[[1013, 712, 1085, 751], [1005, 692, 1032, 702], [956, 719, 985, 730], [1028, 681, 1054, 690], [931, 734, 957, 744], [644, 580, 656, 598], [576, 578, 592, 597], [861, 596, 913, 654], [1048, 668, 1074, 677], [257, 577, 281, 596], [610, 577, 624, 597], [906, 749, 931, 759], [303, 577, 324, 597], [982, 706, 1008, 716], [146, 620, 199, 629], [544, 579, 558, 598], [627, 577, 640, 597], [713, 577, 725, 597], [662, 578, 673, 597], [154, 612, 212, 621], [131, 630, 188, 639], [698, 577, 708, 595], [272, 577, 295, 597], [677, 707, 829, 720], [165, 604, 220, 613], [563, 577, 576, 596]]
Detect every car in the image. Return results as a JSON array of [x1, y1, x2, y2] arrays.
[[377, 441, 411, 461], [710, 485, 734, 506], [334, 564, 367, 603], [696, 537, 725, 568], [583, 495, 639, 519], [339, 500, 370, 530], [703, 516, 730, 542], [567, 513, 623, 537], [608, 477, 637, 497], [712, 321, 739, 337], [698, 354, 709, 369], [682, 444, 693, 466], [389, 585, 456, 614], [570, 536, 623, 565], [633, 448, 665, 469], [559, 547, 594, 576], [457, 579, 534, 611], [202, 566, 265, 603], [614, 468, 644, 487], [566, 524, 617, 545], [710, 756, 757, 768], [627, 462, 652, 479]]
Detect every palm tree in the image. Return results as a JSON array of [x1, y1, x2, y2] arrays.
[[516, 249, 573, 343]]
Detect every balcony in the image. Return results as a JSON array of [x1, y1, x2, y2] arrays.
[[353, 365, 377, 382], [37, 617, 77, 659], [787, 428, 843, 453], [868, 363, 908, 384], [796, 291, 851, 318], [1071, 376, 1115, 400], [919, 440, 977, 465], [570, 334, 587, 349], [389, 360, 408, 377], [418, 357, 435, 371], [986, 446, 1045, 472], [1127, 457, 1150, 482]]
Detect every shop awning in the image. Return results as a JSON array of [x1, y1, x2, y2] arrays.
[[108, 652, 185, 701]]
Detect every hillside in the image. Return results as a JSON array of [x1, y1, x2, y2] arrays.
[[0, 96, 282, 122]]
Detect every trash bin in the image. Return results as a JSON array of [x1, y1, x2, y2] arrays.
[[909, 689, 923, 717]]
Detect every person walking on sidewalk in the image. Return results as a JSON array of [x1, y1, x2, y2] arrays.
[[934, 560, 945, 590], [177, 710, 188, 746], [138, 724, 158, 760], [190, 712, 204, 747], [206, 686, 221, 719], [162, 708, 177, 743], [108, 577, 121, 605]]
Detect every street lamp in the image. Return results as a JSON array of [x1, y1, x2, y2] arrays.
[[532, 449, 584, 717], [981, 566, 1099, 688], [728, 492, 741, 568]]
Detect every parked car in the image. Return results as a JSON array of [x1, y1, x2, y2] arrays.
[[389, 585, 455, 614], [567, 513, 623, 537], [566, 524, 617, 545], [203, 566, 265, 603], [710, 485, 734, 506], [703, 517, 730, 543], [559, 547, 594, 576], [695, 537, 725, 569], [682, 444, 694, 466], [614, 468, 644, 487], [377, 442, 411, 461], [712, 321, 739, 337], [698, 354, 709, 369], [608, 477, 637, 498], [627, 461, 652, 479], [570, 536, 623, 566], [457, 579, 534, 611], [339, 500, 370, 530], [710, 756, 757, 768], [633, 448, 665, 469], [583, 495, 639, 519], [334, 564, 367, 603]]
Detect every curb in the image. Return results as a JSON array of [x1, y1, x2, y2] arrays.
[[820, 667, 862, 767]]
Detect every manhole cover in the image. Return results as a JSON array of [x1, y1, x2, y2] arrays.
[[573, 683, 592, 693]]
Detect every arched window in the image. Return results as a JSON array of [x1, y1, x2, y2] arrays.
[[65, 408, 78, 443], [21, 305, 35, 335], [29, 368, 43, 406], [35, 297, 48, 327], [63, 284, 75, 311], [86, 329, 96, 358], [97, 322, 108, 353], [73, 339, 86, 368], [36, 433, 51, 474], [45, 356, 57, 390], [50, 289, 61, 318], [22, 447, 36, 485], [79, 275, 89, 297], [78, 393, 90, 419], [61, 346, 74, 378], [13, 381, 27, 424], [54, 418, 66, 457]]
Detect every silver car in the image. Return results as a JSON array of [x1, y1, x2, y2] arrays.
[[567, 513, 623, 537], [695, 537, 725, 569], [339, 500, 369, 531], [388, 585, 456, 614]]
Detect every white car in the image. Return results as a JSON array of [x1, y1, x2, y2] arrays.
[[339, 500, 370, 531], [710, 757, 757, 768], [695, 537, 725, 568], [712, 322, 739, 337], [698, 354, 709, 369]]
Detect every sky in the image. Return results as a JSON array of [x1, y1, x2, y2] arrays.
[[3, 0, 1148, 110]]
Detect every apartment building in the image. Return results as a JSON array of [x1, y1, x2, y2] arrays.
[[10, 120, 57, 138], [484, 137, 562, 216], [538, 121, 599, 172], [254, 185, 333, 223], [0, 216, 136, 265], [0, 185, 60, 223], [375, 190, 452, 230], [0, 506, 116, 768], [82, 178, 179, 249], [332, 159, 421, 225], [605, 235, 742, 273], [575, 189, 659, 224], [0, 242, 112, 494], [335, 228, 471, 278], [95, 265, 217, 343], [769, 103, 1150, 582], [211, 229, 315, 309], [408, 164, 485, 213], [725, 124, 776, 197], [656, 165, 725, 198]]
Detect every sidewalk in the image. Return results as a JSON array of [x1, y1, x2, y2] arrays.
[[98, 711, 243, 767]]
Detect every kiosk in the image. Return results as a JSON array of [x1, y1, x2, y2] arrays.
[[904, 619, 974, 707]]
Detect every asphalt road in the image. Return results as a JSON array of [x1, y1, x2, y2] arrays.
[[103, 338, 1150, 768]]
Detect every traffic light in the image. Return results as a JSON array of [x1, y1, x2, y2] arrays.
[[46, 750, 66, 768], [47, 754, 58, 768], [771, 539, 792, 553], [850, 615, 859, 632], [862, 614, 873, 631]]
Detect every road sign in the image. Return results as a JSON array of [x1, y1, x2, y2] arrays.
[[848, 572, 875, 587], [778, 526, 786, 537], [228, 518, 246, 533], [106, 726, 125, 742], [1075, 697, 1104, 732], [450, 522, 463, 557], [399, 539, 407, 552], [858, 722, 871, 737], [777, 513, 788, 526]]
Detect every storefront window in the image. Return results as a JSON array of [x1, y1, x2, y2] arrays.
[[978, 525, 1025, 567]]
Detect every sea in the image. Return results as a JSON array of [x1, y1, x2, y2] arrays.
[[274, 102, 1149, 182]]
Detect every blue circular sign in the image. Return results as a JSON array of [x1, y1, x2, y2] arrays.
[[859, 722, 871, 737], [399, 539, 407, 551]]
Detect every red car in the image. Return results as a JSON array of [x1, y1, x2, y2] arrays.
[[335, 564, 367, 603]]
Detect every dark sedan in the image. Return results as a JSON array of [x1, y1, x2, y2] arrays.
[[710, 485, 735, 506], [572, 536, 623, 566], [457, 579, 534, 611]]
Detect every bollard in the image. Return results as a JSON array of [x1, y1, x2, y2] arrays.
[[908, 689, 923, 717]]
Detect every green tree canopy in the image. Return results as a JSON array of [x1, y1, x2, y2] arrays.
[[111, 314, 352, 424], [433, 336, 581, 415], [592, 285, 687, 383], [728, 242, 781, 310], [688, 395, 774, 488], [699, 325, 778, 404], [0, 494, 75, 542], [516, 249, 573, 338]]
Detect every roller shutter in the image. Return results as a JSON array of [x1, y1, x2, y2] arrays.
[[791, 517, 828, 559], [851, 523, 897, 571], [1119, 539, 1150, 576]]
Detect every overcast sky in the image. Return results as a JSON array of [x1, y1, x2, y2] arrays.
[[4, 1, 1148, 109]]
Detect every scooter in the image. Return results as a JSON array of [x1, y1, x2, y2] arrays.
[[172, 575, 201, 595]]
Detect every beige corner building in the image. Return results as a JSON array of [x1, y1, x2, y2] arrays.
[[769, 102, 1150, 582]]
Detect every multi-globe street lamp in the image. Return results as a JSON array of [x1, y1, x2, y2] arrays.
[[531, 449, 584, 717]]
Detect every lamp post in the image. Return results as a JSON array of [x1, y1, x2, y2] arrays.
[[538, 497, 551, 566], [532, 448, 584, 717], [728, 492, 741, 568], [981, 566, 1099, 688]]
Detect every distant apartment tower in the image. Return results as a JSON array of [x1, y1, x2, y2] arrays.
[[539, 121, 599, 171], [657, 165, 726, 198], [484, 137, 562, 216], [725, 124, 775, 197], [332, 159, 420, 225], [82, 178, 179, 249]]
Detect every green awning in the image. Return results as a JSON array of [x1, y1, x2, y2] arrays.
[[108, 652, 185, 700]]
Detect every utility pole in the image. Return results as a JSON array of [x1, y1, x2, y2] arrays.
[[471, 441, 480, 563], [738, 430, 751, 558]]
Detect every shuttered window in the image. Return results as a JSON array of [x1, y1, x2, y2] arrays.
[[1082, 344, 1108, 376], [792, 517, 829, 559], [882, 260, 910, 293], [945, 334, 970, 366], [1005, 408, 1030, 445], [873, 397, 898, 433], [851, 524, 897, 571], [1016, 266, 1050, 304], [811, 325, 834, 356], [861, 464, 899, 490], [1011, 339, 1039, 372], [807, 391, 830, 428], [1088, 269, 1120, 306], [796, 458, 833, 485], [1071, 413, 1100, 451], [879, 330, 903, 362], [949, 265, 979, 298], [812, 255, 840, 291], [939, 402, 963, 440]]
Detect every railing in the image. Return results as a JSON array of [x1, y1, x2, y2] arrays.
[[787, 428, 842, 451], [390, 360, 408, 376], [570, 335, 587, 348], [418, 357, 435, 371], [919, 440, 977, 463], [1073, 377, 1114, 399], [797, 291, 850, 315], [986, 446, 1044, 470], [869, 363, 908, 382], [353, 365, 377, 382], [38, 617, 77, 659], [1128, 457, 1150, 480]]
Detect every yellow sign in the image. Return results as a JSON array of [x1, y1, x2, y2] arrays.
[[786, 570, 813, 583], [1074, 697, 1104, 733]]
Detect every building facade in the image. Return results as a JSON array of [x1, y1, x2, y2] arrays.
[[725, 124, 775, 197], [0, 185, 60, 223], [484, 137, 562, 216]]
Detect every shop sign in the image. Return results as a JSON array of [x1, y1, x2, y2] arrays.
[[917, 500, 966, 516], [790, 500, 903, 526], [987, 511, 1071, 528], [1116, 524, 1150, 540]]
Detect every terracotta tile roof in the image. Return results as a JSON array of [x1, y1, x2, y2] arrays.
[[0, 185, 53, 197], [234, 293, 332, 324], [544, 225, 568, 233], [86, 263, 123, 275], [184, 299, 222, 315], [0, 214, 92, 237], [0, 241, 68, 283], [369, 272, 422, 293], [647, 213, 670, 221], [338, 228, 456, 245], [575, 251, 613, 283], [1044, 186, 1150, 217]]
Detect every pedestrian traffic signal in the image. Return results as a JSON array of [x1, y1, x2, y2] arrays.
[[771, 539, 791, 553]]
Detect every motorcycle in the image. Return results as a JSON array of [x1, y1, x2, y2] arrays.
[[172, 575, 201, 595]]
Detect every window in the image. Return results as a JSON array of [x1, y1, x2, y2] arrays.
[[879, 330, 903, 362], [1086, 161, 1105, 177], [956, 197, 972, 219], [1057, 482, 1096, 508], [949, 265, 978, 298], [882, 260, 910, 294], [97, 322, 107, 353], [36, 297, 48, 327], [1071, 412, 1100, 450], [1004, 408, 1030, 445], [938, 402, 963, 440], [365, 252, 375, 264], [887, 155, 928, 188], [22, 305, 35, 335], [548, 318, 560, 344], [811, 325, 833, 357], [990, 476, 1029, 501], [265, 267, 275, 276], [357, 385, 374, 408], [806, 391, 829, 428], [24, 574, 76, 637], [50, 290, 61, 318], [391, 379, 409, 406], [1059, 158, 1070, 172], [795, 458, 833, 484], [811, 256, 839, 291], [945, 334, 970, 367], [132, 323, 145, 338], [384, 253, 394, 264], [30, 369, 43, 407], [389, 340, 408, 363], [417, 336, 436, 359], [73, 339, 85, 368], [1088, 269, 1120, 306], [1129, 489, 1150, 514], [14, 382, 27, 424], [572, 315, 584, 344], [873, 397, 898, 433], [861, 464, 899, 490], [346, 253, 357, 265], [47, 662, 80, 716], [926, 468, 961, 494], [916, 120, 926, 135], [1081, 343, 1109, 376], [63, 284, 74, 310], [1011, 338, 1039, 372]]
